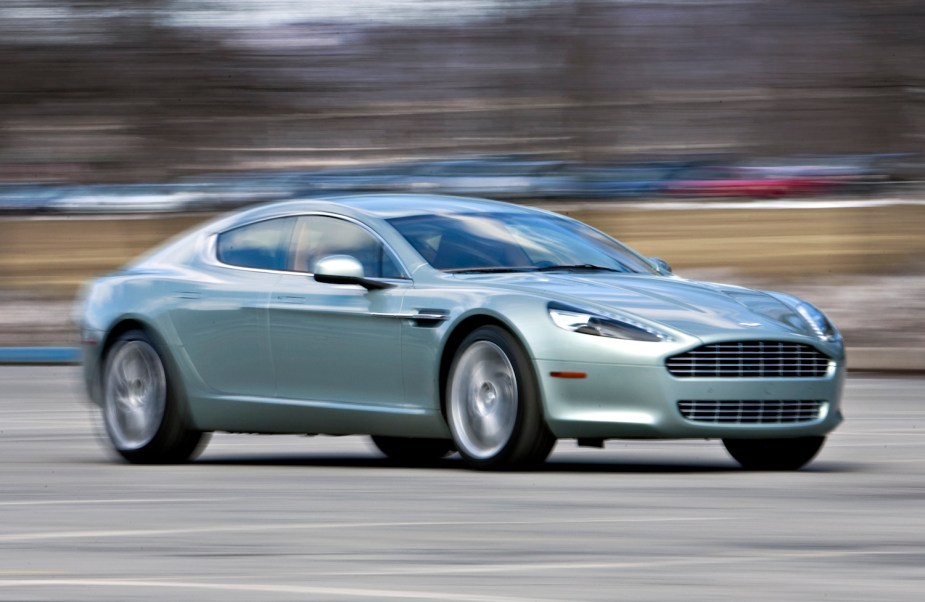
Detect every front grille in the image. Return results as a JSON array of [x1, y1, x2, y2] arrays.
[[678, 399, 824, 424], [666, 341, 830, 378]]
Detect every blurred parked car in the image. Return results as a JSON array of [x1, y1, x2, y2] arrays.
[[568, 162, 688, 199], [663, 164, 837, 198], [391, 157, 572, 199], [0, 184, 67, 214], [44, 184, 209, 213]]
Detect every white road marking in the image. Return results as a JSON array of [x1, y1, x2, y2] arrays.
[[0, 516, 724, 543], [0, 498, 224, 507], [0, 579, 548, 602], [309, 548, 924, 577], [0, 549, 915, 596]]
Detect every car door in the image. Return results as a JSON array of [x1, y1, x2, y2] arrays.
[[268, 215, 409, 410], [169, 216, 293, 399]]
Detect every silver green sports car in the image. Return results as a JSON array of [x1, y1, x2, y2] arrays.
[[78, 194, 844, 470]]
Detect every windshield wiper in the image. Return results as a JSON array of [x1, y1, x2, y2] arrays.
[[446, 264, 625, 274], [443, 263, 625, 274], [533, 264, 624, 273], [444, 266, 533, 274]]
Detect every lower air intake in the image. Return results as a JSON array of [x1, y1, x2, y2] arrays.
[[678, 399, 824, 424]]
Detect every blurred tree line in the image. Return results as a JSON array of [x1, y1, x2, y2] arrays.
[[0, 0, 922, 183]]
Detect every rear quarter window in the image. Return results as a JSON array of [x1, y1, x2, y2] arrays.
[[216, 217, 294, 271]]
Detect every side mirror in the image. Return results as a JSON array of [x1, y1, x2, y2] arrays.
[[313, 255, 393, 290], [314, 255, 365, 279], [649, 257, 673, 275]]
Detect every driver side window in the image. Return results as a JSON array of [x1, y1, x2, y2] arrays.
[[288, 216, 403, 279]]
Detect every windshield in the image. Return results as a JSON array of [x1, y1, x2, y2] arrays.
[[387, 211, 657, 274]]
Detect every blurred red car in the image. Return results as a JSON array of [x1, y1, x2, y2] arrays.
[[664, 165, 836, 198]]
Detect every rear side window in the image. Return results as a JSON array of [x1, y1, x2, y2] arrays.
[[216, 217, 294, 271]]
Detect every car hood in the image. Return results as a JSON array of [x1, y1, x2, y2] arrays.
[[459, 272, 816, 340]]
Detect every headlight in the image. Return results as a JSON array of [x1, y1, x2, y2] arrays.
[[548, 303, 672, 342], [769, 293, 841, 342]]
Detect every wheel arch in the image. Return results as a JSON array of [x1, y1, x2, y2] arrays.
[[438, 314, 531, 419], [97, 317, 188, 409], [100, 317, 166, 363]]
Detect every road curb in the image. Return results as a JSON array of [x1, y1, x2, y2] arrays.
[[0, 346, 923, 372]]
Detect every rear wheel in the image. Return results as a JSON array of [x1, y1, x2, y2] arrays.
[[722, 436, 825, 471], [102, 330, 208, 464], [370, 436, 454, 463], [446, 325, 555, 470]]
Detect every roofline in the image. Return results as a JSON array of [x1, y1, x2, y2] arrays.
[[220, 193, 545, 224]]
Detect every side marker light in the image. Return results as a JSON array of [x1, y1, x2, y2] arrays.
[[550, 371, 587, 379]]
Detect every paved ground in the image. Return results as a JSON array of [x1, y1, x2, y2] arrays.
[[0, 366, 923, 600]]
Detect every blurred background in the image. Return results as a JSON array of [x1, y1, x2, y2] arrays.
[[0, 0, 923, 352]]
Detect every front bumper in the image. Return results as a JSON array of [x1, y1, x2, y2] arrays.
[[536, 359, 845, 439]]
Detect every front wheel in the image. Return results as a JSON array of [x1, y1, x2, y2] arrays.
[[446, 326, 555, 470], [102, 330, 208, 464], [722, 436, 826, 471]]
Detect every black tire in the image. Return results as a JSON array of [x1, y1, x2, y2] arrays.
[[722, 436, 826, 471], [370, 436, 454, 464], [445, 325, 555, 470], [101, 330, 209, 464]]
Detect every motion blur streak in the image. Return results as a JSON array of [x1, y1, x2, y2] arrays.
[[0, 1, 921, 181], [1, 1, 924, 353]]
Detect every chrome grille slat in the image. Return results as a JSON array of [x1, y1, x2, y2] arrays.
[[678, 400, 824, 424], [666, 341, 830, 378]]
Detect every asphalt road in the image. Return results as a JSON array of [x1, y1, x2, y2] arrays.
[[0, 366, 923, 601]]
